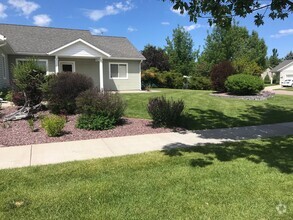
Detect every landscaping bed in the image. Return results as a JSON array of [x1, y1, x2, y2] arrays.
[[211, 91, 275, 101], [0, 107, 172, 147]]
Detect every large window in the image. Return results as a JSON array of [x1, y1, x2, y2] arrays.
[[59, 61, 76, 72], [16, 58, 48, 73], [109, 63, 128, 79]]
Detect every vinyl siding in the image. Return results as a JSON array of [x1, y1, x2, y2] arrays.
[[0, 50, 10, 89], [103, 59, 141, 91]]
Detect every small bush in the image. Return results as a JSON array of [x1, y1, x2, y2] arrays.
[[210, 61, 235, 92], [12, 91, 25, 106], [225, 74, 264, 95], [0, 88, 11, 100], [47, 72, 93, 114], [189, 76, 212, 90], [141, 68, 163, 88], [76, 114, 115, 130], [147, 96, 184, 127], [41, 115, 66, 137]]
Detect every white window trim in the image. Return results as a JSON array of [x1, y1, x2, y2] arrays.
[[59, 61, 76, 72], [16, 58, 49, 74], [109, 62, 128, 79], [1, 54, 6, 79]]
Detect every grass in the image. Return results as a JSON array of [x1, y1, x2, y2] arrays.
[[122, 89, 293, 130], [0, 136, 292, 219]]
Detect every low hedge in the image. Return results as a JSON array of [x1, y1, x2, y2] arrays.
[[225, 74, 264, 95]]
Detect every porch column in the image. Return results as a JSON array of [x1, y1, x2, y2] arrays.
[[99, 57, 104, 91], [55, 56, 59, 73]]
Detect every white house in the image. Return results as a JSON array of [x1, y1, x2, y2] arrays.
[[271, 60, 293, 85]]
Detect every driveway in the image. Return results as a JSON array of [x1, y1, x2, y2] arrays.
[[264, 85, 293, 96]]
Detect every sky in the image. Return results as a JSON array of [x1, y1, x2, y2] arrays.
[[0, 0, 292, 58]]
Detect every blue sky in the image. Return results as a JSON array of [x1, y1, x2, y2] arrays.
[[0, 0, 292, 57]]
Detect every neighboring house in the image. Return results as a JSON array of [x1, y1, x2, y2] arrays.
[[0, 23, 145, 90], [271, 60, 293, 85], [261, 67, 273, 84]]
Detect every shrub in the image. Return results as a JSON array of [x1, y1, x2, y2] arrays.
[[12, 91, 25, 106], [161, 71, 183, 89], [189, 76, 212, 90], [41, 114, 66, 137], [225, 74, 264, 95], [76, 89, 126, 123], [47, 72, 93, 114], [264, 75, 271, 84], [12, 59, 46, 106], [141, 68, 163, 88], [210, 61, 235, 92], [273, 73, 280, 84], [76, 114, 115, 130], [76, 89, 126, 130], [0, 88, 11, 100], [147, 96, 184, 127]]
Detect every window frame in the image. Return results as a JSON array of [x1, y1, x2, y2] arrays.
[[109, 62, 128, 79], [59, 61, 76, 73], [16, 58, 49, 74]]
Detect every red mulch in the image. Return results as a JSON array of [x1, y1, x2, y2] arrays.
[[0, 107, 172, 147]]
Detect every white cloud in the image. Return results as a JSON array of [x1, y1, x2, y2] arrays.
[[85, 0, 134, 21], [0, 3, 7, 19], [127, 26, 137, 32], [270, 29, 293, 38], [33, 14, 52, 26], [170, 6, 186, 16], [161, 21, 170, 25], [183, 24, 201, 31], [90, 27, 108, 35], [8, 0, 39, 16]]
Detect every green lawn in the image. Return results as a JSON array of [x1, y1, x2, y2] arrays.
[[0, 136, 292, 219], [122, 89, 293, 130]]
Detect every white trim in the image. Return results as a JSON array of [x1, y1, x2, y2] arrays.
[[99, 58, 104, 91], [109, 57, 145, 61], [276, 61, 293, 72], [109, 62, 128, 79], [59, 61, 76, 72], [47, 39, 111, 57], [139, 60, 142, 90], [1, 54, 6, 79], [16, 58, 49, 73]]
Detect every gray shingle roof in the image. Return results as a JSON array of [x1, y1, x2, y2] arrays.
[[271, 60, 293, 72], [0, 23, 144, 59]]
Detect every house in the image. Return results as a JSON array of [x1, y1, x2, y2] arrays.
[[0, 23, 145, 90], [261, 67, 273, 84], [271, 60, 293, 85]]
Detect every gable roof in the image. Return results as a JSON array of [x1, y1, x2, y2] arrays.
[[271, 60, 293, 72], [0, 23, 145, 59]]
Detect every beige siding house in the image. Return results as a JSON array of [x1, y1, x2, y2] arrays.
[[0, 24, 145, 91]]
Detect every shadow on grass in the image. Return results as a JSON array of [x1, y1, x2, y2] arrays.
[[162, 136, 293, 174], [180, 104, 293, 130]]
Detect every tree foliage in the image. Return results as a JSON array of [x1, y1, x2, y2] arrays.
[[141, 44, 170, 71], [284, 51, 293, 60], [163, 0, 292, 27], [268, 48, 281, 68], [165, 26, 197, 76], [199, 24, 267, 74]]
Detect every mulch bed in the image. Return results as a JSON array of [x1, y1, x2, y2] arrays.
[[0, 107, 172, 147]]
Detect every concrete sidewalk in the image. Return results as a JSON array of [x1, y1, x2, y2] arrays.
[[1, 122, 293, 170]]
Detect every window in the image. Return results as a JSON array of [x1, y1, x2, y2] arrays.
[[59, 61, 75, 72], [0, 54, 6, 79], [16, 58, 48, 73], [109, 63, 128, 79]]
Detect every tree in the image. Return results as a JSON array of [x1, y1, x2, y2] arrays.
[[141, 44, 170, 71], [163, 0, 292, 27], [199, 24, 267, 73], [269, 48, 281, 67], [165, 26, 197, 75], [284, 51, 293, 60]]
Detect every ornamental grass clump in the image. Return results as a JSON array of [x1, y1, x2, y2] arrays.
[[41, 114, 66, 137], [147, 96, 184, 127]]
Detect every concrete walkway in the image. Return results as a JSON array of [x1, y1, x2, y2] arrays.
[[264, 85, 293, 96], [1, 122, 293, 170]]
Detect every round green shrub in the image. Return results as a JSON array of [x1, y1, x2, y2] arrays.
[[189, 76, 212, 90], [41, 114, 66, 137], [76, 114, 115, 130], [225, 74, 264, 95]]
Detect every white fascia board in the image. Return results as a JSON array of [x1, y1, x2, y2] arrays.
[[47, 38, 111, 57]]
